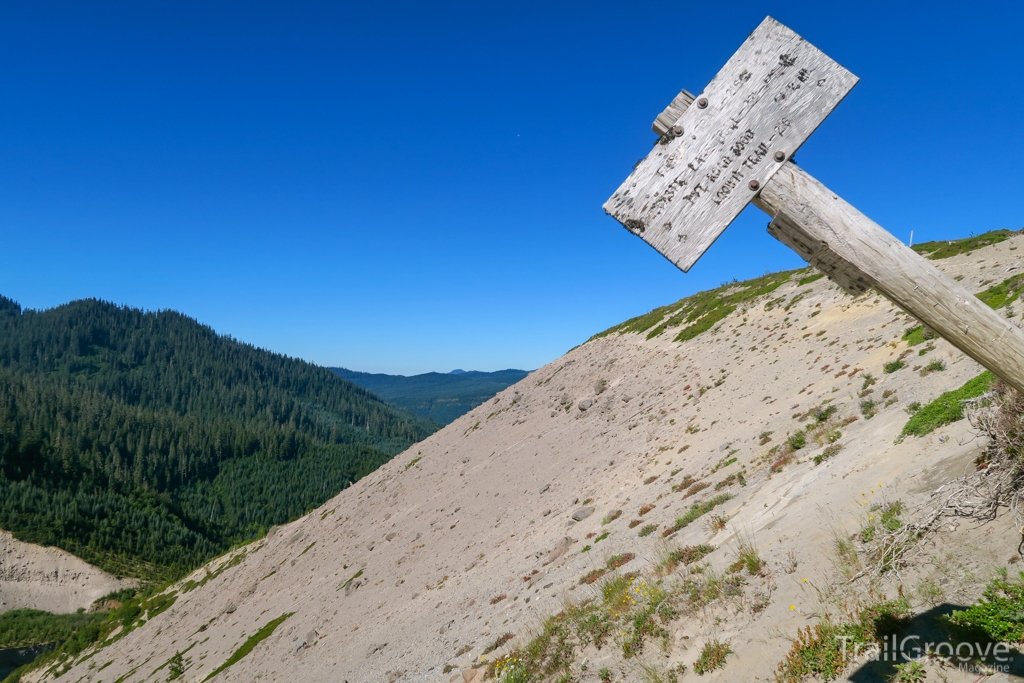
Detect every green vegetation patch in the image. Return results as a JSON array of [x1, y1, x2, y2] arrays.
[[694, 639, 733, 674], [977, 272, 1024, 310], [0, 586, 193, 682], [589, 270, 798, 343], [181, 547, 252, 593], [665, 494, 733, 535], [0, 295, 437, 581], [489, 573, 681, 681], [0, 609, 106, 649], [883, 359, 905, 374], [899, 371, 996, 440], [944, 571, 1024, 642], [902, 324, 936, 346], [797, 272, 825, 286], [775, 597, 911, 682], [202, 612, 293, 682], [911, 229, 1014, 260], [661, 544, 715, 573]]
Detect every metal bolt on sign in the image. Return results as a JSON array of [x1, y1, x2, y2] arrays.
[[603, 16, 1024, 394]]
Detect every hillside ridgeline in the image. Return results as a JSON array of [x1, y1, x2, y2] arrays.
[[15, 230, 1024, 683], [330, 368, 529, 424], [0, 297, 437, 580]]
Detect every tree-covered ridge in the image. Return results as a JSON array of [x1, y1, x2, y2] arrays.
[[331, 368, 530, 425], [0, 296, 437, 580]]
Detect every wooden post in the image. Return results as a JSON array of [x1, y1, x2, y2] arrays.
[[603, 16, 1024, 394], [754, 163, 1024, 392]]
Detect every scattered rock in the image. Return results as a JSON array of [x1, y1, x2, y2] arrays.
[[366, 642, 387, 658], [571, 507, 595, 522], [539, 484, 550, 494], [578, 399, 592, 411]]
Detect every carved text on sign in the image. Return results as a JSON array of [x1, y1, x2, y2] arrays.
[[603, 17, 858, 272]]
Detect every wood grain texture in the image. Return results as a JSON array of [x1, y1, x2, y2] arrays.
[[766, 214, 875, 296], [652, 89, 695, 136], [603, 16, 858, 272], [755, 163, 1024, 394]]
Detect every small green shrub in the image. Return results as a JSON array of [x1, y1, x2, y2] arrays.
[[638, 524, 657, 537], [483, 632, 515, 655], [602, 509, 623, 525], [883, 359, 905, 374], [606, 553, 635, 570], [921, 359, 946, 374], [664, 495, 733, 536], [786, 431, 806, 451], [693, 639, 732, 674], [944, 571, 1024, 642], [661, 544, 715, 573], [890, 660, 927, 683], [813, 443, 842, 465], [813, 405, 837, 423], [860, 399, 877, 419], [682, 481, 710, 498], [902, 325, 934, 347], [774, 597, 911, 683]]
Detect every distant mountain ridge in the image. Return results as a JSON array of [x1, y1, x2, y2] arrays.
[[329, 367, 530, 424]]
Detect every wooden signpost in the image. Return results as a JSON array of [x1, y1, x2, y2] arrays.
[[604, 16, 1024, 394]]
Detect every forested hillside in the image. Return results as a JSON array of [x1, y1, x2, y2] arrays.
[[330, 368, 529, 424], [0, 295, 437, 580]]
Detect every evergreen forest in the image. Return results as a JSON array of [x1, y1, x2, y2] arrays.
[[331, 367, 529, 424], [0, 295, 437, 580]]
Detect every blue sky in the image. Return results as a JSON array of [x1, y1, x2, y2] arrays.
[[2, 1, 1022, 375]]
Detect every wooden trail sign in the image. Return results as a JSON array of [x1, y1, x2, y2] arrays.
[[604, 16, 1024, 394]]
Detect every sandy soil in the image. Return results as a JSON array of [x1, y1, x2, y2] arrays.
[[0, 530, 135, 614], [26, 234, 1024, 683]]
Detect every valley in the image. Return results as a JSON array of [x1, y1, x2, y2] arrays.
[[9, 230, 1024, 682], [331, 368, 530, 425]]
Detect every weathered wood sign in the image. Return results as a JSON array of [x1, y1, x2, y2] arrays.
[[604, 18, 858, 272], [605, 16, 1024, 394]]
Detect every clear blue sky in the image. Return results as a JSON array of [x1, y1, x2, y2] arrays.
[[2, 1, 1021, 375]]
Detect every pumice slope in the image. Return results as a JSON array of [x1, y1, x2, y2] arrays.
[[0, 530, 134, 614], [25, 233, 1024, 683]]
